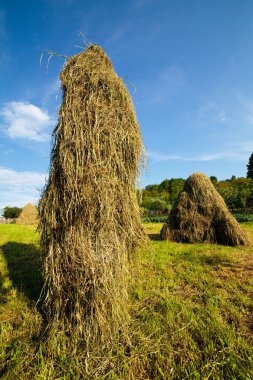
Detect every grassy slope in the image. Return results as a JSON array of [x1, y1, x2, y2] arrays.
[[0, 223, 253, 379]]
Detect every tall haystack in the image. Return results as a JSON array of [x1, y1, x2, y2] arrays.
[[39, 45, 144, 356], [161, 172, 249, 246], [16, 203, 38, 225]]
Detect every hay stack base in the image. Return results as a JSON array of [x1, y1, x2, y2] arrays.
[[16, 203, 38, 225], [161, 173, 249, 246], [39, 44, 144, 361]]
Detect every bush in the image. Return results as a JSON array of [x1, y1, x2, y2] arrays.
[[233, 213, 253, 222], [142, 215, 167, 223]]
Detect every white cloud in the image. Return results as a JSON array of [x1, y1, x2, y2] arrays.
[[148, 150, 249, 163], [0, 101, 55, 142], [42, 79, 61, 107], [0, 166, 46, 187], [148, 152, 183, 161], [184, 152, 249, 162], [0, 166, 46, 210]]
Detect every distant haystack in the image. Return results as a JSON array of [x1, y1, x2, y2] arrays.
[[161, 173, 249, 246], [16, 203, 38, 225]]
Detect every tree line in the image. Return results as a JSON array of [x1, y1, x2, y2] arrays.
[[3, 176, 253, 218], [142, 153, 253, 214], [3, 154, 253, 218], [4, 176, 252, 218], [142, 176, 253, 214]]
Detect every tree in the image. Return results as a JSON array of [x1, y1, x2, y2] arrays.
[[168, 178, 185, 203], [247, 153, 253, 179], [210, 176, 218, 185], [142, 197, 167, 212], [3, 206, 22, 219], [246, 194, 253, 208], [151, 198, 168, 212], [158, 179, 170, 192]]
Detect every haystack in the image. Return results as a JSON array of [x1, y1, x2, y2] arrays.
[[161, 172, 249, 246], [16, 203, 38, 225], [39, 45, 144, 355]]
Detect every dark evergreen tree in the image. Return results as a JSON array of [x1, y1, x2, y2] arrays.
[[247, 153, 253, 179]]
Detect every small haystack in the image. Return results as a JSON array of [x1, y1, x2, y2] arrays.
[[39, 45, 144, 359], [161, 172, 249, 246], [16, 203, 38, 225]]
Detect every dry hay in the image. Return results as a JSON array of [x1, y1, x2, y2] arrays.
[[16, 203, 38, 225], [39, 45, 144, 367], [161, 172, 249, 246]]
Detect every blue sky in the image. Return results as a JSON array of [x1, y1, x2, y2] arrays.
[[1, 0, 253, 209]]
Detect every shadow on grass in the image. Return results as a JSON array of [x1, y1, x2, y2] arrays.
[[179, 250, 234, 266], [2, 242, 43, 304], [147, 233, 161, 241]]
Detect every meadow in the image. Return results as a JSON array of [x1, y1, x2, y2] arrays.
[[0, 223, 253, 379]]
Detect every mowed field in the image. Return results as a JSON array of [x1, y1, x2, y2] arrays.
[[0, 223, 253, 379]]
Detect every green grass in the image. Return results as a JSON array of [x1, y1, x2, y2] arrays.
[[0, 223, 253, 379]]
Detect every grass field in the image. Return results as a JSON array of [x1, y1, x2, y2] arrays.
[[0, 223, 253, 379]]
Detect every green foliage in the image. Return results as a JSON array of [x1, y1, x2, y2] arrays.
[[142, 176, 253, 216], [233, 213, 253, 222], [210, 175, 218, 184], [3, 206, 22, 219], [142, 197, 168, 212], [142, 215, 168, 223], [142, 178, 185, 213], [216, 177, 253, 211], [247, 153, 253, 179]]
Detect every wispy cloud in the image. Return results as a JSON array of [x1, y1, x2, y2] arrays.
[[41, 79, 61, 108], [143, 66, 187, 105], [148, 152, 183, 161], [198, 93, 253, 130], [132, 0, 156, 9], [228, 141, 253, 153], [0, 166, 46, 210], [4, 149, 14, 155], [105, 23, 131, 45], [0, 166, 46, 187], [0, 101, 55, 142], [148, 150, 250, 162], [237, 94, 253, 126], [198, 101, 228, 123]]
